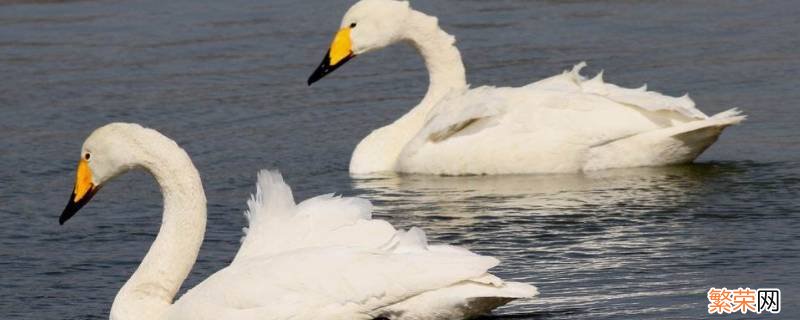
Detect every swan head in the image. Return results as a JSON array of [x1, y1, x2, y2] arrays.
[[60, 123, 160, 224], [307, 0, 412, 85]]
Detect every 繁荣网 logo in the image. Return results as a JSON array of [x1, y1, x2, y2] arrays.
[[707, 287, 780, 314]]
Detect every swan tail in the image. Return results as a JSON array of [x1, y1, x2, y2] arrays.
[[585, 109, 745, 171], [380, 279, 537, 319], [709, 107, 747, 122], [494, 281, 539, 298]]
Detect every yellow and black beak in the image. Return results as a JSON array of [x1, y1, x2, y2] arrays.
[[308, 27, 355, 85], [60, 159, 99, 225]]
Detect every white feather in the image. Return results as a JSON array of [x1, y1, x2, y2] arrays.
[[164, 170, 538, 320], [236, 170, 397, 262]]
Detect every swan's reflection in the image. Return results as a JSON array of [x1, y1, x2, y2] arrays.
[[351, 164, 741, 318], [349, 163, 738, 257], [352, 164, 730, 230]]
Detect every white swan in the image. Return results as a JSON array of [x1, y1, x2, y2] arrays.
[[59, 123, 537, 320], [307, 0, 745, 175]]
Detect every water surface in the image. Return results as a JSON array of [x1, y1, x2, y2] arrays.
[[1, 0, 798, 319]]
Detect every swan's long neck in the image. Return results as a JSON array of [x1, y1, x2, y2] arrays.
[[111, 136, 206, 320], [350, 10, 468, 173], [402, 10, 468, 118]]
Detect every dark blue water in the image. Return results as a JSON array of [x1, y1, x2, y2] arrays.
[[1, 0, 798, 319]]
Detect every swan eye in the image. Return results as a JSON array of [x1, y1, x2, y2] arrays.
[[84, 153, 91, 160], [350, 22, 357, 28]]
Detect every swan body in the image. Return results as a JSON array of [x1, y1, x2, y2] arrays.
[[59, 123, 537, 320], [308, 0, 745, 175]]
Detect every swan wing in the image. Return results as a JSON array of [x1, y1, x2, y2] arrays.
[[423, 86, 506, 143], [527, 62, 709, 119], [393, 62, 745, 174], [173, 171, 536, 319], [172, 228, 535, 320], [234, 170, 397, 262], [421, 62, 710, 146]]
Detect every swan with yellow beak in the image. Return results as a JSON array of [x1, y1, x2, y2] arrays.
[[307, 0, 744, 175], [57, 122, 538, 320]]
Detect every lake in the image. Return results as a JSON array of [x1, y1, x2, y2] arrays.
[[1, 0, 798, 319]]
